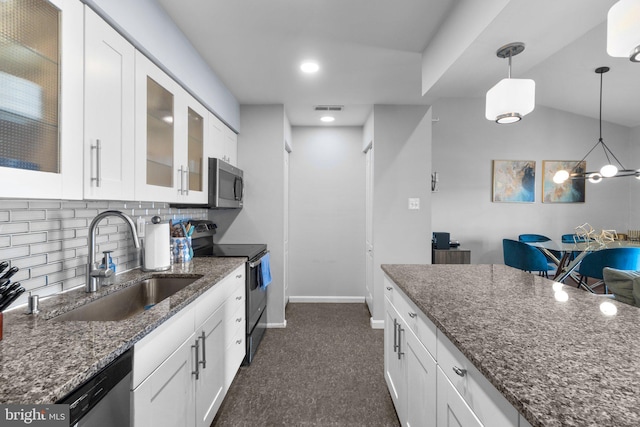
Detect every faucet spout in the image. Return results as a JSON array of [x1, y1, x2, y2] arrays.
[[86, 210, 141, 292]]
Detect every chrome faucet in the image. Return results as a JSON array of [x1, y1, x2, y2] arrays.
[[86, 210, 141, 292]]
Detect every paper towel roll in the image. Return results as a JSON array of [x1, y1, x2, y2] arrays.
[[144, 222, 170, 271]]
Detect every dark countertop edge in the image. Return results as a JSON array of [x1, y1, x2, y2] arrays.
[[0, 257, 247, 404], [380, 263, 537, 427]]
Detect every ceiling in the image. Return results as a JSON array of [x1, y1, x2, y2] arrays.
[[157, 0, 640, 128]]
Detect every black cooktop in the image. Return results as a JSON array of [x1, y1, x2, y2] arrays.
[[205, 244, 267, 260]]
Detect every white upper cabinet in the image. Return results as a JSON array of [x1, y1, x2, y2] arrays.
[[208, 113, 237, 167], [83, 7, 135, 201], [134, 52, 208, 203], [0, 0, 83, 199]]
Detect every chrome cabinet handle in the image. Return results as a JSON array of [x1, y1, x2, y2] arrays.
[[236, 339, 242, 344], [199, 331, 206, 369], [236, 318, 242, 322], [408, 312, 417, 318], [236, 295, 242, 300], [386, 287, 392, 291], [184, 167, 190, 195], [91, 139, 102, 187], [192, 339, 200, 379], [236, 274, 243, 279], [393, 318, 399, 353], [397, 325, 404, 360], [177, 166, 184, 195], [453, 366, 467, 377]]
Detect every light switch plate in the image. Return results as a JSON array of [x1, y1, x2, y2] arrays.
[[408, 198, 420, 210]]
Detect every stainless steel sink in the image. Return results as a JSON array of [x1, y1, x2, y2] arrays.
[[54, 276, 202, 321]]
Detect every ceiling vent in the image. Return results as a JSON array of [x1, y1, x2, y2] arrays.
[[314, 105, 343, 112]]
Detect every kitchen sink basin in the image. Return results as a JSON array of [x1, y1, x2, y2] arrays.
[[54, 276, 202, 321]]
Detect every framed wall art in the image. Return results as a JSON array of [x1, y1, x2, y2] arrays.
[[492, 160, 535, 203], [542, 160, 586, 203]]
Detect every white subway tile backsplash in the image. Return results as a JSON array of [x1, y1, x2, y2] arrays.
[[12, 210, 46, 221], [0, 198, 210, 309], [0, 222, 29, 234], [12, 232, 47, 246]]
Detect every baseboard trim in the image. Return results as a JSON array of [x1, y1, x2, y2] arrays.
[[288, 296, 365, 303], [267, 320, 287, 328], [370, 318, 384, 329]]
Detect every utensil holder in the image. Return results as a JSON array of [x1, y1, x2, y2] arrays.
[[171, 237, 192, 264]]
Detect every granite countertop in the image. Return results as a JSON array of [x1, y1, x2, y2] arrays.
[[381, 263, 640, 427], [0, 257, 246, 404]]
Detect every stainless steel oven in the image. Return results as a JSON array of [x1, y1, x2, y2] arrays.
[[190, 220, 267, 364]]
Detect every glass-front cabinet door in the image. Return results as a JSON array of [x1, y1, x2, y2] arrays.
[[0, 0, 83, 199], [134, 51, 208, 203], [135, 51, 181, 202]]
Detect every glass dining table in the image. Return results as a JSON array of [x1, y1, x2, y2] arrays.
[[527, 239, 640, 284]]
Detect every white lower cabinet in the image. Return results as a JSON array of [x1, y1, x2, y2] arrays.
[[132, 266, 245, 427], [436, 368, 482, 427], [384, 275, 521, 427], [385, 295, 437, 427]]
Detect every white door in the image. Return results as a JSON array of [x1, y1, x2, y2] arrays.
[[194, 306, 225, 427], [284, 147, 290, 306], [365, 144, 374, 314], [83, 7, 135, 200], [436, 368, 483, 427], [132, 333, 196, 427]]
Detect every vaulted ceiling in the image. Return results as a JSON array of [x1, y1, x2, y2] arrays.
[[158, 0, 640, 128]]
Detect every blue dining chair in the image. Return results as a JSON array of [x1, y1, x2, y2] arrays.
[[503, 239, 553, 277], [561, 234, 589, 244], [518, 234, 561, 263], [577, 247, 640, 293]]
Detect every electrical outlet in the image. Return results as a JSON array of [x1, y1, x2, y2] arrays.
[[408, 198, 420, 210], [137, 217, 146, 238]]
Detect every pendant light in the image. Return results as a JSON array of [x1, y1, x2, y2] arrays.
[[485, 42, 535, 124], [607, 0, 640, 62], [553, 67, 640, 184]]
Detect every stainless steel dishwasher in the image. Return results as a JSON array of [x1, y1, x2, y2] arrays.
[[58, 348, 132, 427]]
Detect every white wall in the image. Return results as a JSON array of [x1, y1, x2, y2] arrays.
[[288, 127, 366, 301], [371, 105, 432, 323], [84, 0, 240, 131], [432, 97, 632, 264], [211, 105, 288, 327]]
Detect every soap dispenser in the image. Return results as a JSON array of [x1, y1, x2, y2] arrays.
[[99, 250, 116, 285]]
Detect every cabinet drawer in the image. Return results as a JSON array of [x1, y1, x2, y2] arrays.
[[224, 327, 245, 390], [194, 266, 242, 326], [225, 304, 245, 347], [225, 284, 245, 321], [385, 276, 437, 358], [437, 332, 518, 427], [436, 367, 482, 427]]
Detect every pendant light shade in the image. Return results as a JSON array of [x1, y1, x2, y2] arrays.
[[485, 78, 536, 124], [485, 42, 535, 124], [607, 0, 640, 62]]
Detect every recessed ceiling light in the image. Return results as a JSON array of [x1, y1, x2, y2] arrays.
[[320, 116, 335, 123], [300, 61, 319, 73]]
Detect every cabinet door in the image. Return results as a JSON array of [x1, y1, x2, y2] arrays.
[[83, 7, 135, 200], [384, 299, 406, 424], [194, 305, 225, 427], [224, 126, 238, 166], [208, 113, 226, 162], [176, 93, 208, 204], [405, 327, 437, 427], [0, 0, 83, 199], [132, 332, 196, 427], [134, 51, 182, 202], [436, 368, 482, 427]]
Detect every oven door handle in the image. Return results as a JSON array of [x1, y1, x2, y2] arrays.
[[249, 251, 270, 268]]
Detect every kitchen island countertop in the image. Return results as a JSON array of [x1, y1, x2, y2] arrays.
[[0, 257, 246, 404], [381, 263, 640, 427]]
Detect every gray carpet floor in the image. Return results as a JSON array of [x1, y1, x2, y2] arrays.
[[212, 303, 400, 427]]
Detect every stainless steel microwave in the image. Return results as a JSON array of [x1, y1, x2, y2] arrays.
[[209, 158, 244, 208]]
